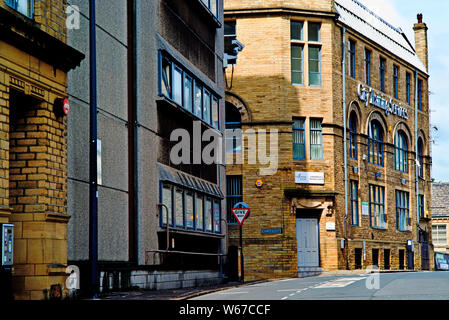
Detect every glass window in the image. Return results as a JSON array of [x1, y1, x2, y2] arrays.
[[393, 65, 399, 99], [194, 83, 203, 118], [161, 57, 172, 98], [351, 180, 359, 226], [309, 46, 321, 86], [310, 118, 323, 160], [226, 175, 242, 224], [213, 201, 221, 233], [6, 0, 34, 18], [195, 194, 204, 230], [349, 40, 356, 78], [293, 118, 306, 160], [432, 225, 447, 246], [175, 189, 184, 227], [418, 79, 423, 110], [203, 90, 211, 124], [224, 21, 237, 55], [394, 130, 408, 173], [418, 138, 424, 178], [185, 192, 194, 229], [173, 67, 183, 106], [291, 21, 303, 41], [396, 190, 410, 231], [183, 75, 193, 112], [212, 98, 219, 130], [418, 194, 425, 218], [406, 72, 411, 105], [379, 57, 386, 93], [368, 120, 384, 166], [291, 45, 304, 85], [365, 49, 371, 86], [161, 185, 173, 225], [308, 22, 321, 42], [369, 185, 385, 229], [349, 112, 357, 159], [205, 198, 213, 232]]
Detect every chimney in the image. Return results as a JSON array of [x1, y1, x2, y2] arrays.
[[413, 13, 429, 71]]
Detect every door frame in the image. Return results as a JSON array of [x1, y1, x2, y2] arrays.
[[295, 210, 322, 268]]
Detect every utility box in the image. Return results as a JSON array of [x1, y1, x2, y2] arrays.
[[1, 224, 13, 268]]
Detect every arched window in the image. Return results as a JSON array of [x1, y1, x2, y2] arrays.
[[368, 120, 384, 166], [418, 138, 424, 178], [225, 102, 242, 154], [349, 111, 357, 159], [394, 130, 408, 173]]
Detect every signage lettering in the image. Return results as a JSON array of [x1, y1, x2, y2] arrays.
[[357, 84, 408, 120]]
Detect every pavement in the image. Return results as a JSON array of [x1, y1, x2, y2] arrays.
[[99, 269, 424, 300]]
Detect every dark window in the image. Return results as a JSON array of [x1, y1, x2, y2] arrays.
[[308, 46, 321, 86], [418, 79, 423, 110], [379, 57, 386, 93], [399, 249, 405, 269], [418, 138, 424, 178], [293, 118, 306, 160], [384, 249, 391, 270], [350, 180, 359, 226], [368, 120, 384, 166], [396, 190, 410, 231], [349, 40, 356, 78], [365, 49, 371, 86], [308, 22, 321, 42], [418, 194, 425, 218], [393, 65, 399, 99], [349, 112, 357, 159], [224, 21, 237, 55], [355, 248, 362, 269], [406, 72, 411, 105], [5, 0, 34, 18], [372, 249, 379, 267], [200, 0, 218, 17], [394, 130, 408, 173], [291, 21, 303, 41], [291, 44, 304, 85], [226, 176, 242, 224], [225, 102, 242, 154], [310, 118, 323, 160], [369, 185, 386, 229]]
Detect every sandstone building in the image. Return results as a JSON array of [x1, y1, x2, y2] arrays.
[[431, 183, 449, 254], [224, 0, 433, 280]]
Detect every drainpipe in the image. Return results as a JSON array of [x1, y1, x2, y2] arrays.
[[88, 0, 99, 298], [342, 26, 349, 269], [414, 70, 420, 252]]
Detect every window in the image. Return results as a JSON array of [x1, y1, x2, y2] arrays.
[[310, 119, 323, 160], [213, 201, 221, 233], [349, 112, 357, 159], [365, 49, 371, 86], [349, 40, 356, 78], [406, 72, 411, 105], [432, 225, 447, 246], [418, 138, 424, 178], [5, 0, 34, 19], [379, 57, 386, 93], [418, 194, 425, 218], [185, 192, 194, 229], [350, 181, 359, 226], [393, 65, 399, 99], [205, 198, 213, 232], [226, 176, 242, 224], [368, 120, 384, 166], [196, 194, 204, 230], [225, 103, 242, 154], [291, 45, 304, 85], [161, 185, 173, 226], [159, 52, 220, 129], [293, 118, 306, 160], [308, 22, 321, 42], [396, 190, 410, 231], [175, 189, 184, 227], [224, 21, 236, 55], [200, 0, 218, 17], [291, 21, 303, 41], [369, 185, 386, 229], [418, 79, 423, 110], [309, 46, 321, 86], [394, 130, 408, 173]]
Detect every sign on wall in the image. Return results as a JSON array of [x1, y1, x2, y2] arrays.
[[357, 84, 408, 119], [362, 202, 369, 216], [295, 172, 325, 185]]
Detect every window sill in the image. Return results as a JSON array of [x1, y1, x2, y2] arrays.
[[370, 226, 387, 230]]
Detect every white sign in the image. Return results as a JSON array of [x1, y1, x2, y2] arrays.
[[326, 222, 336, 231], [357, 84, 408, 119], [295, 172, 324, 185], [231, 208, 250, 226], [362, 202, 369, 216]]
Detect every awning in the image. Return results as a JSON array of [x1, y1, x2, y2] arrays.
[[158, 163, 224, 199]]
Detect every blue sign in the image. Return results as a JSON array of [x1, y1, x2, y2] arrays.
[[261, 228, 282, 235], [435, 252, 449, 271]]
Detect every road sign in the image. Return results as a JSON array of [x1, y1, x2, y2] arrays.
[[231, 202, 250, 226]]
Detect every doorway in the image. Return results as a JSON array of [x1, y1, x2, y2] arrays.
[[296, 213, 320, 270]]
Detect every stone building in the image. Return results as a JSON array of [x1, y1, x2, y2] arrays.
[[67, 0, 226, 293], [0, 0, 83, 299], [224, 0, 433, 281], [431, 183, 449, 253]]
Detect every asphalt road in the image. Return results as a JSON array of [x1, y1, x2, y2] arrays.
[[192, 271, 449, 300]]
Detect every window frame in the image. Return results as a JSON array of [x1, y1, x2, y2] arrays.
[[418, 138, 424, 178], [369, 185, 386, 229], [432, 224, 447, 246], [310, 118, 323, 160], [291, 44, 304, 86], [394, 130, 408, 173], [368, 120, 384, 167], [293, 118, 306, 160], [348, 39, 356, 79], [396, 190, 410, 232], [418, 194, 425, 219], [226, 175, 242, 225], [406, 72, 411, 105], [5, 0, 34, 19], [364, 48, 371, 86], [393, 65, 399, 99], [350, 180, 359, 226], [418, 79, 423, 110], [308, 46, 322, 87], [379, 57, 386, 93], [349, 112, 358, 160]]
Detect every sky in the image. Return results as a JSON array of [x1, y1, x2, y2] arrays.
[[358, 0, 449, 182]]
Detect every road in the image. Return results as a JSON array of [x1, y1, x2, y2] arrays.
[[192, 271, 449, 300]]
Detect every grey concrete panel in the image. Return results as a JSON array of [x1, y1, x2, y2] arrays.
[[96, 28, 128, 120], [67, 0, 89, 18], [67, 179, 89, 261], [67, 98, 89, 182], [98, 186, 129, 261], [96, 0, 128, 46], [97, 113, 129, 192]]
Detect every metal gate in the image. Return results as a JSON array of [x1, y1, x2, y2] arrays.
[[421, 242, 430, 270], [296, 218, 320, 268]]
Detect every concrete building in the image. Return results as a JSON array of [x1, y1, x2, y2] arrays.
[[431, 183, 449, 254], [0, 0, 83, 299], [224, 0, 433, 281], [67, 0, 226, 293]]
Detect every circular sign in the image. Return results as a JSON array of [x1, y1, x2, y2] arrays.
[[255, 180, 263, 188], [62, 98, 70, 115]]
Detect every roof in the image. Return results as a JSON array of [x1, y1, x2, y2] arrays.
[[335, 0, 428, 75], [431, 183, 449, 217]]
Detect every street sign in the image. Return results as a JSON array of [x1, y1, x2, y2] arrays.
[[231, 202, 250, 226]]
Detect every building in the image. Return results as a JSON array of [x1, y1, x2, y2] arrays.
[[224, 0, 433, 281], [0, 0, 83, 299], [67, 0, 226, 293], [431, 183, 449, 253]]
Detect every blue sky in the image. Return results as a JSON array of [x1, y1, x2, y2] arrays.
[[359, 0, 449, 182]]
